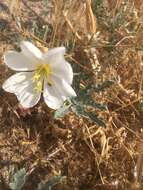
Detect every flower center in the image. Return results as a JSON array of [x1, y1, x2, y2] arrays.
[[33, 63, 52, 92]]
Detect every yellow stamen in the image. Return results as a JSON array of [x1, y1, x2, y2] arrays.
[[33, 63, 52, 92]]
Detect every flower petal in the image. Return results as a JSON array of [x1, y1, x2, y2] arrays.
[[3, 72, 41, 108], [43, 47, 73, 84], [43, 80, 64, 110], [3, 72, 28, 93], [52, 75, 76, 98], [20, 41, 42, 61], [16, 82, 41, 108], [43, 76, 76, 110], [4, 51, 38, 71]]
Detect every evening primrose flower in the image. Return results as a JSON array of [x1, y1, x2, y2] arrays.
[[2, 41, 76, 109]]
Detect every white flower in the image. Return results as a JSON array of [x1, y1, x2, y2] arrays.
[[2, 41, 76, 109]]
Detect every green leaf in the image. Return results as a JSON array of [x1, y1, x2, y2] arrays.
[[37, 176, 64, 190], [54, 101, 71, 119], [93, 80, 114, 92], [9, 168, 26, 190], [84, 112, 106, 127], [84, 100, 107, 111], [72, 104, 106, 127], [78, 80, 114, 98]]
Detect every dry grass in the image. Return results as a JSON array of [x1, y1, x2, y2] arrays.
[[0, 0, 143, 189]]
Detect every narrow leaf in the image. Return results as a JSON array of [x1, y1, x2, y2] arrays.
[[9, 168, 26, 190]]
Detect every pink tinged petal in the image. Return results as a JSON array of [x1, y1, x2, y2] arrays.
[[43, 76, 76, 110], [18, 104, 31, 117], [43, 47, 73, 84], [4, 51, 38, 71], [20, 41, 42, 62], [3, 72, 41, 108]]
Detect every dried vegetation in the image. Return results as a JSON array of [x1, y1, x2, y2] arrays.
[[0, 0, 143, 189]]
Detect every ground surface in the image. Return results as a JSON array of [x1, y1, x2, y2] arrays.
[[0, 0, 143, 190]]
